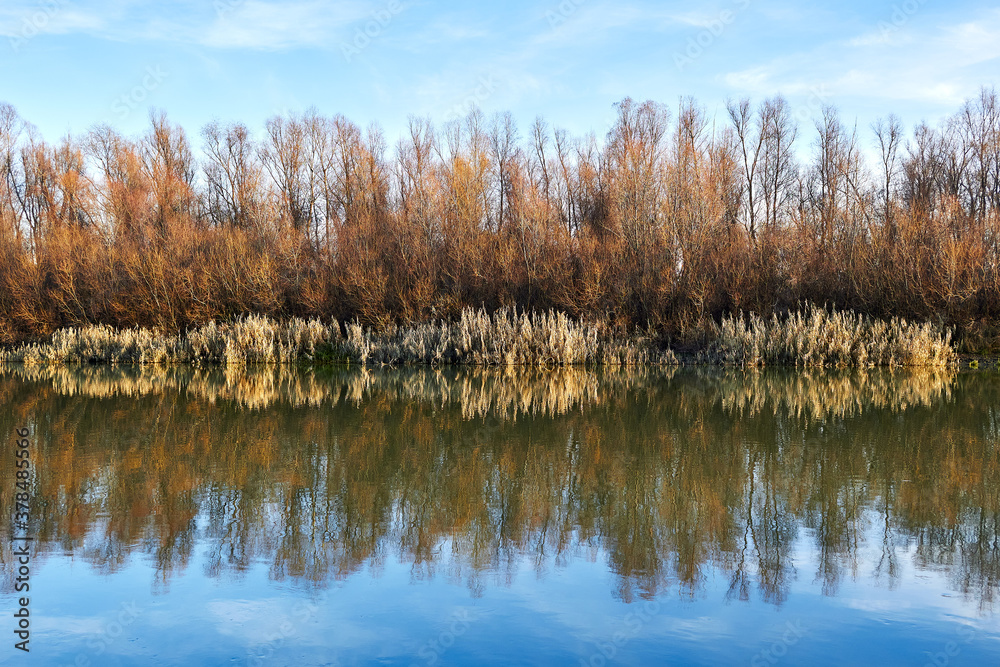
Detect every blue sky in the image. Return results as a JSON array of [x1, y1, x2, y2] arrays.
[[1, 0, 999, 149]]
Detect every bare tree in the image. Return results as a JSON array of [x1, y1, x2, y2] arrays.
[[727, 98, 765, 241], [959, 87, 1000, 218], [202, 121, 264, 231], [902, 123, 943, 217], [530, 117, 552, 214], [873, 114, 903, 231], [86, 124, 150, 240], [490, 111, 518, 231], [0, 103, 24, 239], [810, 106, 865, 249], [758, 96, 798, 231], [396, 115, 439, 250], [262, 113, 313, 233], [606, 98, 669, 252], [143, 110, 196, 233]]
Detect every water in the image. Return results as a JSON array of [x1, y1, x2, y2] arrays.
[[2, 364, 1000, 666]]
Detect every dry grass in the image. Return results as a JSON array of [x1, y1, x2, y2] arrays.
[[337, 309, 670, 366], [0, 309, 675, 367], [710, 306, 956, 368], [0, 305, 958, 369]]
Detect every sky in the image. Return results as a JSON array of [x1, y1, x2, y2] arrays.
[[1, 0, 999, 152]]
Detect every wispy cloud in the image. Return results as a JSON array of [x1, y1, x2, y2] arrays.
[[409, 17, 491, 45], [723, 8, 1000, 109], [940, 11, 1000, 64], [531, 1, 684, 48], [0, 4, 107, 39], [2, 0, 377, 50], [200, 0, 372, 50]]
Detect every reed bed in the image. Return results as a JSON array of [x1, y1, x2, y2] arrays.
[[711, 307, 956, 368], [0, 306, 958, 368], [0, 309, 673, 367]]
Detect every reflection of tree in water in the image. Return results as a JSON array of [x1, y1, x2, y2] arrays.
[[1, 365, 999, 610]]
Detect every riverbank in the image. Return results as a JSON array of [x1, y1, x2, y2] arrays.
[[0, 306, 960, 368]]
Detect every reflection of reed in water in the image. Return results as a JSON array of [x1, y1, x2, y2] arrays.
[[343, 366, 683, 420], [0, 364, 332, 409], [0, 364, 956, 420], [0, 364, 661, 416], [1, 366, 998, 611], [705, 368, 956, 420]]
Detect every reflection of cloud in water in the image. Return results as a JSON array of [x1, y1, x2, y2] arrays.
[[31, 616, 105, 637], [206, 599, 285, 638]]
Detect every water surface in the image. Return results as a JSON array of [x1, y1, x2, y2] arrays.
[[2, 365, 1000, 665]]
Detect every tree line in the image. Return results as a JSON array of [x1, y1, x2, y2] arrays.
[[1, 89, 998, 347]]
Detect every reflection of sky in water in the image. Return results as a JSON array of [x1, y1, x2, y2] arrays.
[[2, 366, 1000, 664], [15, 516, 1000, 666]]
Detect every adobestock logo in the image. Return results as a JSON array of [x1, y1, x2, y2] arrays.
[[545, 0, 587, 29], [877, 0, 929, 40], [111, 67, 169, 121], [674, 0, 751, 71], [749, 620, 807, 666], [341, 0, 406, 63], [443, 76, 501, 124], [7, 0, 67, 53]]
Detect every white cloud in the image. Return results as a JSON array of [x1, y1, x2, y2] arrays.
[[1, 0, 379, 50], [414, 19, 491, 45], [0, 3, 107, 39], [532, 1, 685, 49], [940, 13, 1000, 64], [200, 0, 372, 50], [722, 8, 1000, 109]]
